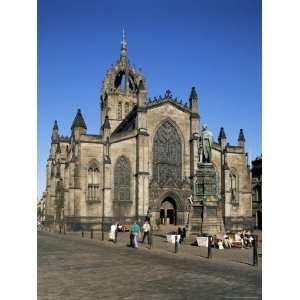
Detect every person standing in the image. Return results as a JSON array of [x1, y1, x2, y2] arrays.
[[182, 227, 186, 243], [110, 223, 116, 242], [142, 220, 151, 244], [130, 221, 140, 248], [177, 227, 182, 244], [114, 222, 119, 243]]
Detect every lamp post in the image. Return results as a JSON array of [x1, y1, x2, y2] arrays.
[[101, 190, 105, 240]]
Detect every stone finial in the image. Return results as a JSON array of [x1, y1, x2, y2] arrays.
[[165, 89, 172, 99]]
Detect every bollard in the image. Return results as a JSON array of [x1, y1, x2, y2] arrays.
[[82, 231, 84, 238], [208, 237, 212, 259], [175, 235, 179, 253], [149, 232, 153, 249], [59, 225, 62, 234], [91, 229, 93, 240], [253, 235, 258, 266]]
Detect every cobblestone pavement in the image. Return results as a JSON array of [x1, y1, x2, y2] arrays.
[[38, 231, 261, 300], [63, 229, 262, 266]]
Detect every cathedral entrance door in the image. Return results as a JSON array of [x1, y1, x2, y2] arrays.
[[160, 197, 176, 225]]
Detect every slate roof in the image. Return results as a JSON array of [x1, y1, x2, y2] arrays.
[[111, 105, 137, 136]]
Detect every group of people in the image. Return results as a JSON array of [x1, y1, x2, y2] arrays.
[[210, 230, 256, 250], [238, 230, 255, 248], [109, 219, 152, 249]]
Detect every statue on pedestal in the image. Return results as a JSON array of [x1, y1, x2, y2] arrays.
[[198, 124, 213, 163]]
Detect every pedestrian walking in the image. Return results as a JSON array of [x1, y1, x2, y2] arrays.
[[182, 227, 186, 243], [130, 221, 140, 248], [178, 227, 182, 244], [141, 220, 151, 245]]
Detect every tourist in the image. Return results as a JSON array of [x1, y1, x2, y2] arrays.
[[218, 239, 224, 250], [114, 222, 119, 243], [130, 221, 140, 248], [249, 235, 254, 247], [110, 223, 116, 242], [178, 227, 182, 244], [223, 233, 229, 248], [240, 231, 244, 249], [142, 220, 151, 244], [182, 227, 186, 243]]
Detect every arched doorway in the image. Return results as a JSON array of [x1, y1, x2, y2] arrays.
[[160, 197, 176, 225]]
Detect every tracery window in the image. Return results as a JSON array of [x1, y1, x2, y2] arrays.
[[114, 156, 131, 202], [117, 102, 122, 120], [153, 121, 182, 185], [87, 164, 100, 201]]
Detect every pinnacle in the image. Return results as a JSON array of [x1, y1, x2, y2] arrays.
[[53, 120, 58, 130], [238, 129, 245, 141], [71, 109, 87, 130], [189, 87, 198, 100], [218, 127, 227, 140]]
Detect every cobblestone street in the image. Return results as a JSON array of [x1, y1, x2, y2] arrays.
[[38, 231, 261, 300]]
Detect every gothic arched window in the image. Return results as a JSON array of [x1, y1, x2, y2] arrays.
[[114, 156, 131, 202], [153, 121, 182, 185], [87, 162, 100, 201], [117, 102, 122, 120], [230, 170, 239, 205]]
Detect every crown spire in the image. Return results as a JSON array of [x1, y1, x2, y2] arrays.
[[120, 29, 127, 59]]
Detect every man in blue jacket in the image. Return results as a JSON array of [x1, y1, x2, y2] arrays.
[[130, 221, 140, 248]]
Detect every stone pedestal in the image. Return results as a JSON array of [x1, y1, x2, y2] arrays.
[[189, 163, 224, 236]]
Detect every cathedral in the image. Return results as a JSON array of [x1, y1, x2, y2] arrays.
[[43, 33, 254, 234]]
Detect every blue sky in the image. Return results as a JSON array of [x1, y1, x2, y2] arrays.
[[38, 0, 261, 198]]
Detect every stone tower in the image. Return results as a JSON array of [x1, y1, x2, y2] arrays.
[[100, 31, 147, 133]]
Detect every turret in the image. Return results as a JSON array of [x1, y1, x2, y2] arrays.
[[51, 120, 59, 143], [71, 109, 87, 140], [189, 87, 199, 114], [137, 80, 147, 108], [218, 127, 227, 149], [238, 129, 245, 149]]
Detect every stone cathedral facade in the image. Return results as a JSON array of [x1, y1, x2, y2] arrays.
[[43, 33, 254, 233]]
